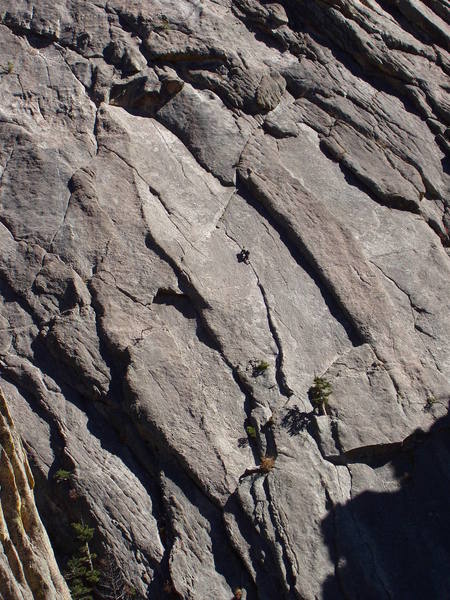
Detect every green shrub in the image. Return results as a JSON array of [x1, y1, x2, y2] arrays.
[[246, 425, 257, 438], [252, 360, 269, 377], [424, 395, 437, 412], [71, 523, 95, 543], [54, 469, 73, 483], [309, 376, 332, 414]]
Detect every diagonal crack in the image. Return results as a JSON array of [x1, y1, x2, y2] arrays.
[[222, 226, 293, 400]]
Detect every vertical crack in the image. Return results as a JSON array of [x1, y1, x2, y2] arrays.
[[222, 226, 294, 400]]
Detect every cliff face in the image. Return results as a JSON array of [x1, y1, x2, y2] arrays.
[[0, 388, 70, 600], [0, 0, 448, 598]]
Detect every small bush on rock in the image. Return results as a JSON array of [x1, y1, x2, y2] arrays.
[[54, 469, 73, 483], [1, 62, 14, 75], [252, 360, 269, 377], [246, 425, 257, 438], [309, 376, 332, 415], [259, 455, 275, 473], [424, 395, 436, 412]]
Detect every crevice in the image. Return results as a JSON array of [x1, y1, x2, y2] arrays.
[[0, 367, 68, 472], [235, 178, 363, 349], [369, 259, 432, 338], [152, 461, 257, 599], [256, 282, 293, 398], [318, 133, 423, 215], [143, 230, 265, 462], [263, 477, 304, 599], [0, 273, 43, 333], [100, 141, 215, 254], [49, 182, 72, 245], [324, 440, 404, 468], [376, 0, 449, 50], [153, 111, 237, 188], [147, 183, 196, 249], [222, 225, 293, 400], [224, 489, 289, 599], [281, 0, 448, 129], [109, 76, 179, 118]]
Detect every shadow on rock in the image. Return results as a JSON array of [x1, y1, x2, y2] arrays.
[[281, 405, 314, 436], [321, 407, 450, 599]]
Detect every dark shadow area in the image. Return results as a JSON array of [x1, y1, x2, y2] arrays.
[[153, 287, 195, 319], [376, 0, 448, 48], [321, 408, 450, 599], [0, 273, 41, 329], [235, 179, 363, 348], [438, 137, 450, 177], [145, 232, 210, 311], [421, 0, 449, 22], [24, 32, 55, 49], [109, 77, 182, 118], [281, 405, 315, 436], [0, 19, 56, 47], [230, 3, 291, 54], [327, 440, 406, 468]]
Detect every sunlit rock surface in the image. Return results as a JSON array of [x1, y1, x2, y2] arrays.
[[0, 1, 449, 597]]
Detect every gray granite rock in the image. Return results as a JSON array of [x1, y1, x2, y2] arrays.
[[0, 1, 449, 598]]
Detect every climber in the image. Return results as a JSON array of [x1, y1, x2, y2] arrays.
[[237, 248, 250, 264]]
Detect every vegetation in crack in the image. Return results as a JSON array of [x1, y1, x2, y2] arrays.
[[309, 376, 333, 416], [54, 468, 74, 483], [251, 359, 270, 377], [224, 225, 295, 399]]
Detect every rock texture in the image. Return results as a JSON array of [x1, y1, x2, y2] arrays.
[[0, 387, 71, 600], [0, 0, 449, 598]]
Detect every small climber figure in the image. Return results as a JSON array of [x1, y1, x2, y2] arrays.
[[237, 247, 250, 264]]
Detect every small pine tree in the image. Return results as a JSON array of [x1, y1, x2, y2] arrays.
[[309, 377, 332, 415], [65, 522, 100, 600]]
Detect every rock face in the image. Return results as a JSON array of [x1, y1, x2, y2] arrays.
[[0, 0, 448, 598], [0, 387, 71, 600]]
